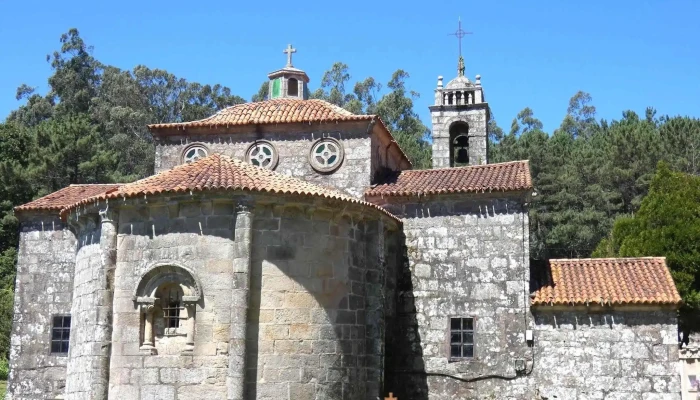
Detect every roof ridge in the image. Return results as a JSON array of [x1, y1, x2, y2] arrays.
[[550, 257, 667, 261], [402, 160, 530, 174], [68, 183, 123, 187]]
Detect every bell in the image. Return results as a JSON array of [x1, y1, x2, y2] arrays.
[[456, 148, 469, 164]]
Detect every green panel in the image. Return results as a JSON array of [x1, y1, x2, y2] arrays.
[[272, 78, 281, 98]]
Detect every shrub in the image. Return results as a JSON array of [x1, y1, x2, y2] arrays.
[[0, 356, 8, 380]]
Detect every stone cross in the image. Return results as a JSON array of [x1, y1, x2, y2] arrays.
[[385, 393, 397, 400], [283, 44, 296, 67]]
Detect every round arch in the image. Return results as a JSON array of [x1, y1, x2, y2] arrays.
[[133, 262, 203, 302]]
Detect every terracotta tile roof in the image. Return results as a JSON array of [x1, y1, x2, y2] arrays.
[[365, 160, 532, 197], [148, 99, 369, 129], [147, 98, 412, 168], [531, 257, 682, 307], [61, 154, 398, 221], [15, 184, 121, 213]]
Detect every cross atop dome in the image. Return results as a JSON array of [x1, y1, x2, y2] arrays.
[[267, 43, 309, 100], [283, 44, 296, 67]]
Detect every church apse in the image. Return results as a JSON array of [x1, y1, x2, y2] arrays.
[[245, 202, 399, 399]]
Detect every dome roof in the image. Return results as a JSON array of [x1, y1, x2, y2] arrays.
[[445, 75, 473, 90]]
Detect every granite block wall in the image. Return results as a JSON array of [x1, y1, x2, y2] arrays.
[[532, 310, 681, 400], [7, 214, 76, 400], [153, 126, 372, 198], [246, 204, 387, 400], [107, 198, 237, 399], [379, 194, 533, 399]]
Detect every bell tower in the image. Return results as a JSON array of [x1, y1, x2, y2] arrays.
[[268, 44, 310, 100], [430, 21, 489, 168]]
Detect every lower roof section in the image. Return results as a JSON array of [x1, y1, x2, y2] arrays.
[[14, 184, 121, 213], [365, 160, 532, 198], [531, 257, 682, 308]]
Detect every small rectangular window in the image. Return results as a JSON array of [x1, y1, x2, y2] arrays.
[[449, 317, 474, 360], [51, 315, 71, 354]]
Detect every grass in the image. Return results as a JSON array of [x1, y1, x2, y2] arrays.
[[0, 380, 6, 398]]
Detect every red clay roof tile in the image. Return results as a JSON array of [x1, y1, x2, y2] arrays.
[[148, 99, 369, 129], [15, 184, 121, 213], [61, 154, 397, 221], [147, 98, 412, 168], [365, 160, 532, 197], [531, 257, 682, 307]]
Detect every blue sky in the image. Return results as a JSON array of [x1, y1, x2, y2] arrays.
[[1, 0, 699, 133]]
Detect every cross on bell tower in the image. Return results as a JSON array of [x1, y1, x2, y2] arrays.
[[267, 43, 310, 100], [449, 17, 472, 77], [429, 18, 489, 168]]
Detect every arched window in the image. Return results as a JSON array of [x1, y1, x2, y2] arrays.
[[133, 264, 202, 355], [287, 78, 299, 97], [449, 121, 470, 167], [159, 284, 184, 332]]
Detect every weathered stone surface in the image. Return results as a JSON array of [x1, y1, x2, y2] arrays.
[[7, 214, 76, 400], [245, 205, 389, 399], [154, 126, 378, 199], [383, 194, 533, 399]]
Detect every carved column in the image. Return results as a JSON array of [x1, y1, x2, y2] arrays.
[[227, 201, 253, 400], [182, 298, 198, 355], [137, 298, 156, 355]]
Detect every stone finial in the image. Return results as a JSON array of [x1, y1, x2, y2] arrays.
[[437, 76, 444, 89], [458, 56, 465, 77], [475, 74, 481, 86]]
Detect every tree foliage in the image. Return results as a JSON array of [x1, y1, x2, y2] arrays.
[[309, 63, 431, 168], [592, 164, 700, 331], [492, 94, 700, 262]]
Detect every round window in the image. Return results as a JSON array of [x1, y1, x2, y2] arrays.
[[309, 138, 344, 173], [182, 144, 208, 164], [245, 141, 279, 170]]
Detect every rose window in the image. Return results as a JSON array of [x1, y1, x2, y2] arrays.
[[183, 145, 208, 164], [245, 141, 278, 170], [309, 138, 344, 173]]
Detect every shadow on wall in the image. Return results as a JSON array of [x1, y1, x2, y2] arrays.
[[384, 233, 429, 400], [244, 211, 383, 399]]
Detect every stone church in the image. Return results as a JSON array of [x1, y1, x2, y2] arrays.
[[7, 45, 686, 400]]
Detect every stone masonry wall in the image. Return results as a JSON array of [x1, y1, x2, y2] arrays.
[[246, 204, 386, 399], [108, 198, 237, 399], [532, 309, 681, 400], [7, 214, 76, 400], [430, 106, 489, 168], [154, 126, 371, 198], [379, 194, 533, 399]]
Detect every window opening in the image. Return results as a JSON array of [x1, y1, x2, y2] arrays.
[[309, 138, 344, 173], [245, 141, 278, 170], [162, 287, 183, 330], [51, 315, 71, 354], [288, 78, 299, 97], [183, 145, 208, 164], [450, 317, 474, 360]]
